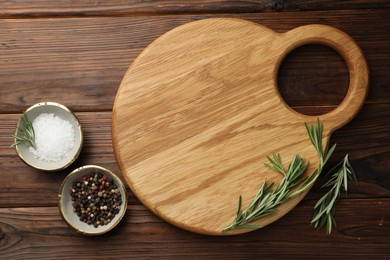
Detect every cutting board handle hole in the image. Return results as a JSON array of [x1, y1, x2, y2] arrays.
[[277, 44, 349, 116]]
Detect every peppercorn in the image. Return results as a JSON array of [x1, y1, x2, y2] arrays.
[[70, 171, 122, 228]]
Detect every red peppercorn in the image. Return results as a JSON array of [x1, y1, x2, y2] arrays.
[[102, 176, 108, 181]]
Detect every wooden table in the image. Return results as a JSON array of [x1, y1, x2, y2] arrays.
[[0, 1, 389, 258]]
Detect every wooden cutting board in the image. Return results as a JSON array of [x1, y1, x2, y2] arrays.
[[112, 18, 368, 235]]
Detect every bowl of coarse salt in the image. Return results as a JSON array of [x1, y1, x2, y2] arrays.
[[13, 102, 83, 171]]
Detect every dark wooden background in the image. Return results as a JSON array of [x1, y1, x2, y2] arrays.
[[0, 1, 389, 258]]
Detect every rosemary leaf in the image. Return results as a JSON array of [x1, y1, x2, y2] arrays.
[[235, 196, 243, 220], [324, 144, 337, 166]]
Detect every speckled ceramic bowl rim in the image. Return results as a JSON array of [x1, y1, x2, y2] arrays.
[[14, 101, 83, 171], [58, 165, 128, 236]]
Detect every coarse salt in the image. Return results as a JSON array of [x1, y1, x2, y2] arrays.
[[29, 113, 75, 162]]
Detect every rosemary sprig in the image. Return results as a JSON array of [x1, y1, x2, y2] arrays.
[[311, 155, 357, 234], [291, 119, 336, 196], [222, 119, 337, 232], [11, 112, 36, 149], [222, 153, 308, 231]]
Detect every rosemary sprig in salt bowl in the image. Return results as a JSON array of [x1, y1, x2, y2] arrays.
[[11, 112, 36, 149]]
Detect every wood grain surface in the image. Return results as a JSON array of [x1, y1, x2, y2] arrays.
[[112, 19, 368, 235], [0, 0, 389, 17], [1, 10, 389, 113], [0, 199, 389, 258], [0, 0, 389, 258]]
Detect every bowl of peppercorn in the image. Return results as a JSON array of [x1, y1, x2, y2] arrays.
[[58, 165, 128, 235]]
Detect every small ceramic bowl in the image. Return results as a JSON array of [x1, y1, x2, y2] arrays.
[[14, 102, 83, 171], [58, 165, 128, 236]]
